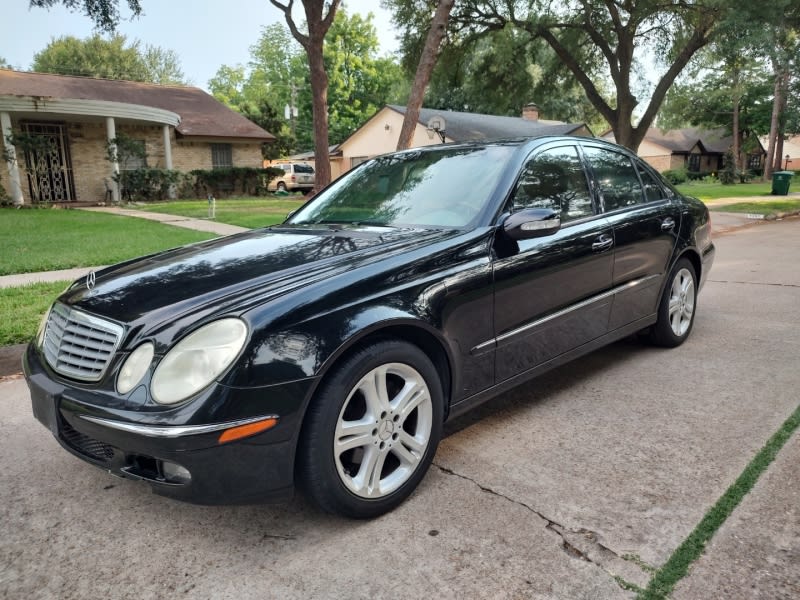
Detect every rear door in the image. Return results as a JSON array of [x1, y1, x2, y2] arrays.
[[491, 144, 614, 382], [580, 143, 681, 330]]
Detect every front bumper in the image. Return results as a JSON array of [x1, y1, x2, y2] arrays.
[[24, 344, 316, 505]]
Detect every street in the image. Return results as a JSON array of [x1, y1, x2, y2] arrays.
[[1, 218, 798, 599]]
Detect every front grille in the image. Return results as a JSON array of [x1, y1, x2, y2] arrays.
[[60, 417, 115, 462], [42, 303, 124, 382]]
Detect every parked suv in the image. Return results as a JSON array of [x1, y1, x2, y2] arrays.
[[268, 162, 315, 193]]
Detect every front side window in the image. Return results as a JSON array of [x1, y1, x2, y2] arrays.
[[211, 143, 233, 168], [583, 147, 644, 212], [511, 146, 593, 222]]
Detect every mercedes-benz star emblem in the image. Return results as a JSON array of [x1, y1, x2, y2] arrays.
[[86, 271, 96, 290]]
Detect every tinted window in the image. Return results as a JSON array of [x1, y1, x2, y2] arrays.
[[584, 147, 644, 211], [512, 146, 593, 222], [287, 145, 515, 228], [294, 164, 314, 174], [638, 165, 665, 202]]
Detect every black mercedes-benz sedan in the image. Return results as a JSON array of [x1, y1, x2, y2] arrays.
[[24, 136, 714, 518]]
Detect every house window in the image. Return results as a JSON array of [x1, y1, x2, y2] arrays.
[[121, 139, 146, 170], [211, 143, 233, 168], [748, 154, 762, 169], [688, 153, 700, 172]]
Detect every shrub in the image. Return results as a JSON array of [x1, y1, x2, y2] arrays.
[[117, 168, 181, 201], [189, 167, 284, 198], [719, 149, 738, 185], [663, 167, 688, 185]]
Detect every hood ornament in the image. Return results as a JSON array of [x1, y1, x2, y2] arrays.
[[86, 270, 96, 290]]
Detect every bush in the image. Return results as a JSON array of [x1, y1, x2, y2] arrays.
[[719, 149, 738, 184], [189, 167, 284, 198], [663, 167, 688, 185], [117, 168, 181, 201]]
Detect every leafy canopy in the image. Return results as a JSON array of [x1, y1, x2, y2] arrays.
[[32, 34, 186, 84]]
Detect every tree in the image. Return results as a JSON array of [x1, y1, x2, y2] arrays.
[[32, 34, 186, 84], [30, 0, 142, 33], [396, 0, 454, 150], [0, 57, 9, 69], [391, 0, 753, 151], [270, 0, 341, 190]]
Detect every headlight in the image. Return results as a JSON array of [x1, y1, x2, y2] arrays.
[[117, 342, 155, 394], [151, 318, 248, 405]]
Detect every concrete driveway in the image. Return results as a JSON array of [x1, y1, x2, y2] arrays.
[[1, 218, 798, 599]]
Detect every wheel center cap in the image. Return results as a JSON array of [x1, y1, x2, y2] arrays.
[[378, 419, 394, 441]]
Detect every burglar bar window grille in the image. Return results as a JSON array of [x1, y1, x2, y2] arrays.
[[211, 143, 233, 168]]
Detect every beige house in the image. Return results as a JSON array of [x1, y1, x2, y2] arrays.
[[0, 69, 274, 205], [296, 104, 591, 181], [759, 135, 800, 171], [602, 127, 766, 175]]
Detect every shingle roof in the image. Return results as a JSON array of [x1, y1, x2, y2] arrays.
[[643, 127, 732, 154], [387, 105, 587, 140], [0, 69, 274, 141]]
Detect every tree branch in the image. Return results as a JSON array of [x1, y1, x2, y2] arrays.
[[268, 0, 309, 48]]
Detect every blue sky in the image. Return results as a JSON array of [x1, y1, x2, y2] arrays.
[[3, 0, 400, 91]]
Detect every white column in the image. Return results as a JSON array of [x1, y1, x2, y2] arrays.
[[105, 116, 120, 203], [0, 111, 24, 206], [162, 124, 176, 198], [162, 124, 173, 169]]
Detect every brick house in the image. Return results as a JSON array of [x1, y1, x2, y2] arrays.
[[601, 127, 766, 175], [0, 69, 274, 205]]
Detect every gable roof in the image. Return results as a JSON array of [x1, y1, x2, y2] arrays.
[[386, 104, 589, 140], [640, 127, 736, 154], [0, 69, 274, 141]]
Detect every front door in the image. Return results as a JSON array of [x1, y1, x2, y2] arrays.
[[22, 122, 76, 203], [491, 145, 615, 383]]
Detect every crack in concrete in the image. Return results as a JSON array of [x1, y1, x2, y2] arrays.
[[433, 462, 649, 592], [708, 279, 800, 289]]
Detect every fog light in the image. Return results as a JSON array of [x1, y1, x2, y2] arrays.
[[161, 460, 191, 484]]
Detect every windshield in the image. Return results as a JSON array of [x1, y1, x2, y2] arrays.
[[286, 145, 514, 228]]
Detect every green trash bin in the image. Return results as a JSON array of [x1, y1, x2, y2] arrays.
[[771, 171, 793, 195]]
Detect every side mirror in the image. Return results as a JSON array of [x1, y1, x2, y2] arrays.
[[502, 208, 561, 240]]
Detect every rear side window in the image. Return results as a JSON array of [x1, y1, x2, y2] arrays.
[[638, 165, 666, 202], [512, 146, 594, 222], [583, 147, 644, 211]]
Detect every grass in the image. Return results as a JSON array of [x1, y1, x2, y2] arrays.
[[0, 207, 216, 275], [131, 196, 305, 228], [675, 180, 774, 201], [638, 402, 800, 599], [0, 281, 70, 346], [709, 199, 800, 215]]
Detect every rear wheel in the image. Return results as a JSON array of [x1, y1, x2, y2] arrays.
[[649, 258, 697, 347], [299, 340, 443, 518], [277, 181, 287, 191]]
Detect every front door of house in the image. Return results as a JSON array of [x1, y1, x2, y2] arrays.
[[22, 122, 76, 203]]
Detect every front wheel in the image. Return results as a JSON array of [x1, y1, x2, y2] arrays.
[[649, 258, 697, 347], [298, 340, 444, 518]]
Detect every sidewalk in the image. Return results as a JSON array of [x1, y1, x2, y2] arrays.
[[79, 206, 248, 236]]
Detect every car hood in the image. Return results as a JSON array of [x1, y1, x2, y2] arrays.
[[60, 226, 457, 328]]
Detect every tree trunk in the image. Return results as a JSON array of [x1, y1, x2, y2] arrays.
[[773, 70, 790, 172], [764, 69, 784, 181], [396, 0, 455, 151], [308, 45, 331, 188]]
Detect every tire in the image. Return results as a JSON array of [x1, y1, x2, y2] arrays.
[[649, 258, 697, 347], [277, 181, 287, 191], [298, 340, 444, 518]]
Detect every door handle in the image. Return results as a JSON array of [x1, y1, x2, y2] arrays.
[[661, 217, 676, 231], [592, 234, 614, 252]]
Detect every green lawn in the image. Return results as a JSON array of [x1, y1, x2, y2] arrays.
[[0, 281, 69, 346], [0, 208, 216, 275], [675, 180, 774, 201], [710, 199, 800, 215], [132, 197, 305, 228]]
